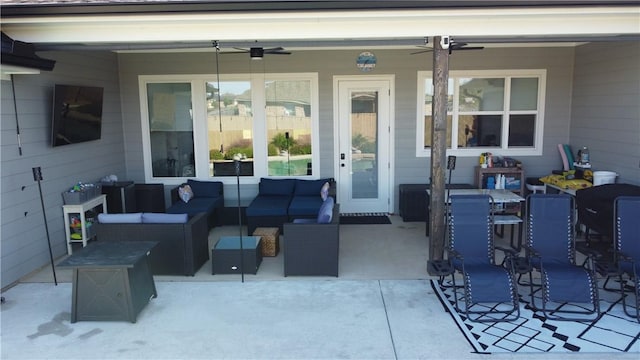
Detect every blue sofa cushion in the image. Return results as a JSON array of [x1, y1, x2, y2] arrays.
[[294, 179, 329, 196], [259, 178, 296, 196], [288, 196, 324, 217], [167, 197, 222, 216], [187, 179, 223, 198], [245, 196, 291, 216], [142, 213, 188, 224], [317, 197, 335, 224], [98, 213, 143, 223]]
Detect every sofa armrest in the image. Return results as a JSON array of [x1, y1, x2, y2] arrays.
[[183, 212, 209, 275], [283, 204, 340, 276]]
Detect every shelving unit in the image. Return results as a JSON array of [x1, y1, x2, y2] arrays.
[[62, 194, 108, 255], [475, 166, 525, 217], [474, 166, 525, 195]]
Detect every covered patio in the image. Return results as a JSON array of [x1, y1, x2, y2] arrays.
[[3, 217, 639, 358]]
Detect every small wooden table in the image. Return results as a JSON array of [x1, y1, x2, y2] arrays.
[[57, 241, 157, 323]]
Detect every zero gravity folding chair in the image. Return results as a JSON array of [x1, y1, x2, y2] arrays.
[[524, 194, 600, 321], [446, 194, 520, 322], [614, 196, 640, 322]]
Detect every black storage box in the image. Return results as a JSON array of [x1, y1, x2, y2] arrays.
[[575, 183, 640, 239]]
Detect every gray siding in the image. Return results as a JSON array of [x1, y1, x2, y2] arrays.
[[117, 47, 577, 209], [571, 41, 640, 185], [1, 51, 125, 288]]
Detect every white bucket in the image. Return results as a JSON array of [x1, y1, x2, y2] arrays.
[[593, 171, 618, 186]]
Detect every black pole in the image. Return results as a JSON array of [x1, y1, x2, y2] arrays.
[[235, 159, 244, 283], [33, 167, 57, 285], [446, 156, 456, 201], [214, 41, 224, 153], [285, 132, 290, 176], [10, 75, 23, 156]]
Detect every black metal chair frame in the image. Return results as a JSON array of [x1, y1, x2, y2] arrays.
[[445, 194, 520, 323], [523, 194, 601, 321], [614, 196, 640, 322]]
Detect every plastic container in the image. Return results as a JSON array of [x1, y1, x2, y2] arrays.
[[487, 177, 495, 189], [577, 146, 590, 165], [592, 171, 617, 186]]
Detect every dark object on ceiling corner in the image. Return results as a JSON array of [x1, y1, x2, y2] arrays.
[[1, 32, 56, 71]]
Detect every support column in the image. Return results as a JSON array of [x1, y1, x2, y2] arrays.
[[428, 36, 449, 262]]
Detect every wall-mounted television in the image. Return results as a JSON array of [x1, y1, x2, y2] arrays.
[[51, 84, 104, 147]]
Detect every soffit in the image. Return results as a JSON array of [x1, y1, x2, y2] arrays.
[[1, 5, 639, 51]]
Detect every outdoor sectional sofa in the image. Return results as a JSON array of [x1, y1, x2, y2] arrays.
[[167, 179, 224, 229], [94, 212, 209, 276], [246, 177, 335, 234]]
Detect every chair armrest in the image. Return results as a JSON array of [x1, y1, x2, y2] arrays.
[[522, 244, 540, 258], [446, 248, 463, 261], [616, 251, 634, 262], [495, 246, 517, 257]]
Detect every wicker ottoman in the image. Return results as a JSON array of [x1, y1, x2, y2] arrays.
[[252, 227, 280, 257]]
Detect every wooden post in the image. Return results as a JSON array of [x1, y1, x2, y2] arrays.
[[428, 36, 449, 262]]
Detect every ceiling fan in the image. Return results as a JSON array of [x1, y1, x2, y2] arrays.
[[224, 46, 291, 59], [411, 38, 484, 55]]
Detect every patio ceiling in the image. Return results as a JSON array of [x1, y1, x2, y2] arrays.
[[1, 2, 639, 52]]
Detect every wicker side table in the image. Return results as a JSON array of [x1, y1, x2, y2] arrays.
[[252, 227, 280, 257]]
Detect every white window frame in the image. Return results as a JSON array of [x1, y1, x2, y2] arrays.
[[139, 73, 320, 185], [416, 69, 546, 157]]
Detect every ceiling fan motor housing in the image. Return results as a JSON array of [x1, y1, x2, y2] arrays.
[[250, 47, 264, 59]]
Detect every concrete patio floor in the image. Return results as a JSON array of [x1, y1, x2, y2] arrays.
[[1, 216, 638, 359]]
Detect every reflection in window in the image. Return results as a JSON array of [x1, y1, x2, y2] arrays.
[[147, 83, 195, 177], [351, 91, 378, 199], [265, 79, 313, 176], [421, 73, 542, 151], [461, 115, 502, 147], [206, 81, 254, 176], [459, 78, 504, 111], [423, 78, 454, 147], [508, 114, 535, 146]]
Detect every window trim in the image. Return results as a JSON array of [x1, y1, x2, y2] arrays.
[[139, 73, 320, 185], [416, 69, 546, 157]]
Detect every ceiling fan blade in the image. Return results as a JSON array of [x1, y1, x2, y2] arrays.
[[455, 46, 485, 51], [410, 45, 433, 55], [410, 49, 433, 55], [264, 47, 291, 55]]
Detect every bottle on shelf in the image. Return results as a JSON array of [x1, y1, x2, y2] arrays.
[[577, 146, 590, 165]]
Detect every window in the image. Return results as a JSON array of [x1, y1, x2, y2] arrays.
[[265, 79, 313, 176], [145, 82, 195, 178], [207, 80, 255, 176], [140, 74, 319, 183], [417, 70, 546, 156]]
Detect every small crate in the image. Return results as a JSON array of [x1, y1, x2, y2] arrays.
[[252, 227, 280, 257]]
